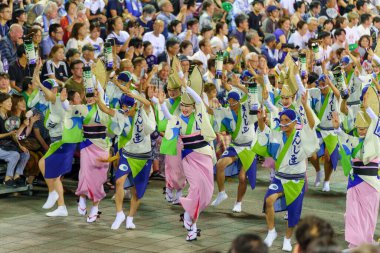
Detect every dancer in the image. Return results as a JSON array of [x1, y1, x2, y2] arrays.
[[95, 89, 155, 230], [254, 91, 318, 251], [211, 74, 257, 213], [308, 71, 341, 191], [158, 67, 216, 241], [157, 62, 185, 204], [333, 88, 380, 248]]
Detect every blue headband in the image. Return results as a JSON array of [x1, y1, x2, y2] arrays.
[[279, 109, 297, 122], [119, 94, 135, 107], [42, 79, 58, 90], [118, 71, 132, 83], [227, 91, 241, 101]]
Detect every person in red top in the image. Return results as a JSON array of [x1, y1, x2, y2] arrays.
[[60, 1, 78, 45]]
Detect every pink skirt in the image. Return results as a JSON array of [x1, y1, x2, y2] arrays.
[[165, 140, 186, 190], [180, 151, 214, 222], [76, 141, 109, 202], [345, 181, 380, 247]]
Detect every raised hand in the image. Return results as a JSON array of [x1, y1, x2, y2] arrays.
[[60, 88, 67, 102], [301, 90, 309, 106], [158, 90, 166, 104], [332, 111, 340, 129]]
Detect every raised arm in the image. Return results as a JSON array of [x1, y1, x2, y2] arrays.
[[301, 91, 315, 129], [325, 74, 341, 100], [158, 91, 173, 120], [33, 60, 56, 103], [94, 91, 115, 117]]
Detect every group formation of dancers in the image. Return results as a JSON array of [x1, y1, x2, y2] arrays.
[[32, 48, 379, 251]]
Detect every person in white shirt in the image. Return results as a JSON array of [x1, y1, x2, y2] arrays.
[[331, 28, 347, 52], [288, 20, 308, 49], [280, 0, 295, 16], [304, 17, 318, 42], [142, 20, 165, 57], [345, 12, 360, 48], [357, 13, 372, 37], [106, 16, 130, 57], [35, 1, 59, 39], [319, 31, 333, 61], [85, 22, 104, 58], [189, 39, 212, 72]]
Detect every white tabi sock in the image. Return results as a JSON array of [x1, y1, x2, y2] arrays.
[[126, 216, 136, 229], [111, 211, 125, 230], [42, 191, 59, 209], [79, 196, 86, 209], [282, 237, 292, 251], [264, 228, 277, 247]]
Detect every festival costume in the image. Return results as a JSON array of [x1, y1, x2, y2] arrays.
[[161, 67, 216, 241]]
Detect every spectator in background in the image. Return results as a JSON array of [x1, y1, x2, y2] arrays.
[[21, 77, 34, 107], [0, 72, 18, 95], [331, 28, 347, 51], [261, 34, 280, 69], [228, 234, 268, 253], [0, 3, 12, 38], [0, 24, 23, 66], [190, 39, 211, 71], [211, 22, 229, 51], [12, 9, 28, 36], [291, 1, 306, 28], [65, 48, 80, 67], [106, 0, 126, 18], [178, 18, 199, 52], [41, 24, 64, 60], [66, 22, 88, 53], [156, 0, 177, 38], [179, 40, 194, 57], [357, 13, 372, 37], [41, 44, 69, 82], [60, 1, 78, 45], [199, 0, 215, 31], [157, 37, 180, 65], [288, 20, 309, 49], [199, 25, 213, 42], [303, 1, 321, 21], [274, 17, 291, 43], [262, 5, 279, 36], [167, 19, 182, 39], [230, 14, 249, 46], [8, 45, 35, 93], [107, 17, 130, 58], [242, 30, 262, 56], [137, 4, 155, 34], [305, 17, 318, 42], [65, 59, 85, 99], [35, 1, 59, 39], [345, 12, 360, 48], [248, 0, 265, 39], [142, 20, 165, 57], [305, 237, 341, 253], [85, 22, 104, 58]]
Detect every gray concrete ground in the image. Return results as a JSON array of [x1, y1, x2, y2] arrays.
[[0, 164, 379, 253]]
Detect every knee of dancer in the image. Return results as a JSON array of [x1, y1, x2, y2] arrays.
[[265, 196, 276, 207], [6, 151, 20, 162]]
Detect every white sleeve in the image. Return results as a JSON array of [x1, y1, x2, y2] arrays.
[[186, 86, 202, 104], [366, 107, 378, 120], [61, 100, 70, 111], [161, 102, 173, 120]]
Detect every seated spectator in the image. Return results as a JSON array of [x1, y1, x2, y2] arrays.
[[85, 22, 104, 58], [65, 59, 85, 100], [294, 216, 335, 253], [0, 72, 18, 95], [107, 16, 130, 58], [66, 22, 88, 53], [352, 244, 380, 253], [157, 37, 180, 65], [179, 40, 194, 57], [84, 0, 107, 39], [199, 0, 215, 31], [0, 24, 24, 66], [0, 3, 12, 38], [288, 20, 309, 49], [65, 48, 80, 67], [274, 17, 291, 44], [106, 0, 126, 18], [151, 62, 169, 89], [156, 0, 177, 38], [128, 37, 144, 60], [8, 45, 35, 93], [167, 19, 182, 39], [30, 26, 43, 60], [199, 25, 213, 42], [230, 14, 249, 46], [41, 44, 69, 83], [60, 1, 78, 44], [137, 4, 155, 34], [262, 5, 279, 36], [12, 8, 28, 36], [35, 1, 59, 39], [261, 34, 281, 69], [189, 39, 211, 71], [142, 20, 165, 57], [228, 233, 268, 253], [0, 92, 30, 187], [178, 18, 199, 52], [41, 24, 64, 60], [211, 22, 229, 51], [21, 77, 34, 107], [81, 44, 96, 66]]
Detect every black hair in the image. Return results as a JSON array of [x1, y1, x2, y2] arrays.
[[16, 44, 26, 58], [373, 16, 380, 24], [360, 13, 371, 24], [186, 18, 199, 29], [356, 0, 366, 10], [334, 28, 346, 38], [68, 90, 78, 102], [70, 59, 84, 69], [293, 1, 305, 11], [235, 13, 248, 27], [48, 23, 61, 37], [309, 1, 321, 10], [0, 3, 9, 13], [305, 237, 341, 253], [297, 20, 307, 30], [22, 77, 33, 92], [166, 37, 179, 50], [0, 92, 11, 104], [168, 19, 182, 33], [130, 37, 143, 48], [64, 1, 76, 12], [180, 40, 193, 53], [215, 22, 226, 35]]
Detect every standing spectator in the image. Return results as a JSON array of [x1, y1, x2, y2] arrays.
[[199, 0, 215, 31], [157, 37, 180, 65], [230, 14, 248, 46], [41, 44, 69, 82], [178, 18, 199, 52], [60, 1, 78, 45], [0, 4, 12, 38], [142, 20, 165, 57], [190, 39, 211, 71], [156, 0, 177, 38], [65, 59, 85, 99], [66, 22, 88, 53], [8, 45, 35, 93], [198, 25, 213, 42], [35, 1, 59, 39], [261, 34, 280, 69], [291, 1, 306, 28], [242, 30, 262, 56], [41, 24, 64, 60], [248, 0, 265, 38], [262, 5, 279, 36], [137, 4, 155, 34], [303, 1, 321, 21], [0, 24, 23, 66]]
